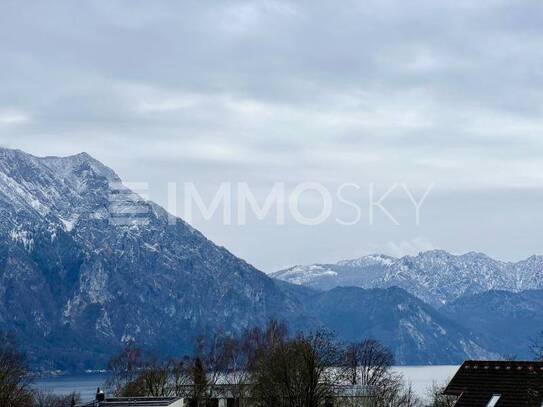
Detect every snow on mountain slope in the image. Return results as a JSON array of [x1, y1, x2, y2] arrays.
[[0, 148, 306, 370], [271, 254, 395, 291], [0, 147, 499, 370], [272, 250, 543, 306], [274, 264, 338, 286], [337, 254, 396, 267]]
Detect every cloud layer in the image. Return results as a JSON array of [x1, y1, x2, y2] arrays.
[[1, 0, 543, 270]]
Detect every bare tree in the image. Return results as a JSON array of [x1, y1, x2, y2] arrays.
[[397, 383, 422, 407], [219, 336, 252, 406], [105, 341, 144, 396], [32, 389, 80, 407], [185, 333, 232, 403], [250, 328, 343, 407], [342, 339, 422, 406], [244, 319, 289, 370], [169, 358, 192, 398], [426, 381, 457, 407], [373, 373, 422, 407], [0, 332, 34, 407], [102, 322, 421, 407], [139, 357, 170, 397], [343, 339, 393, 387], [106, 347, 195, 399]]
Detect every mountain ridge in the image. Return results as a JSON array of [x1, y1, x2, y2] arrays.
[[271, 250, 543, 306], [0, 148, 503, 369], [0, 147, 307, 370]]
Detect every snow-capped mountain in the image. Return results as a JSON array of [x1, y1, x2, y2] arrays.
[[0, 148, 499, 369], [272, 250, 543, 306], [0, 148, 305, 370], [272, 254, 395, 291]]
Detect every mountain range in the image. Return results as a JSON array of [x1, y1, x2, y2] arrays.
[[273, 252, 543, 359], [271, 251, 543, 306], [0, 147, 538, 370]]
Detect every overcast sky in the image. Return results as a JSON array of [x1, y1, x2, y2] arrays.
[[1, 0, 543, 271]]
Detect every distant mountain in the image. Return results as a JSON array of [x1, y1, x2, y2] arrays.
[[0, 148, 499, 370], [442, 289, 543, 359], [304, 286, 495, 365], [272, 254, 395, 291], [272, 251, 543, 306]]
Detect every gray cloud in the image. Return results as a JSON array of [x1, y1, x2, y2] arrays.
[[1, 0, 543, 270]]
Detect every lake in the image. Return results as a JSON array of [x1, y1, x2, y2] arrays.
[[394, 365, 459, 400], [34, 373, 108, 402], [34, 365, 459, 403]]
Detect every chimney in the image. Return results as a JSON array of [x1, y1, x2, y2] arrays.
[[96, 387, 105, 402]]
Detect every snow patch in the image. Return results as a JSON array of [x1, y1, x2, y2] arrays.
[[9, 229, 34, 251], [144, 243, 159, 252], [60, 216, 78, 232], [121, 334, 135, 343], [279, 265, 337, 285]]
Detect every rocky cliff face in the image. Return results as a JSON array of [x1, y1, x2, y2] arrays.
[[0, 148, 304, 370]]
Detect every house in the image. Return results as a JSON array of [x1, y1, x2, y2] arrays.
[[77, 389, 183, 407], [77, 383, 375, 406], [79, 396, 183, 407], [443, 360, 543, 406], [78, 397, 184, 406]]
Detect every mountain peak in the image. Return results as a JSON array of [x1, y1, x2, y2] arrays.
[[337, 253, 396, 267], [40, 151, 120, 183], [0, 147, 306, 370]]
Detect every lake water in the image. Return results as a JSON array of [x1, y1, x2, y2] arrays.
[[34, 373, 108, 402], [393, 365, 459, 401], [35, 365, 459, 403]]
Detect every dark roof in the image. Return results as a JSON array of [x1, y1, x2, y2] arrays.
[[444, 360, 543, 406], [78, 397, 181, 407]]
